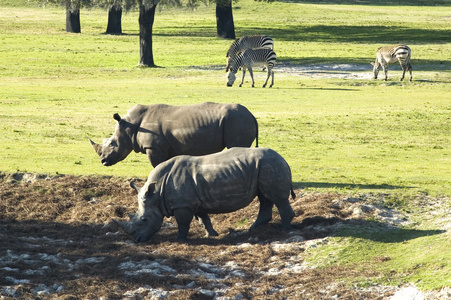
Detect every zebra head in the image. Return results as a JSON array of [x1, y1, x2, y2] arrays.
[[226, 71, 236, 87]]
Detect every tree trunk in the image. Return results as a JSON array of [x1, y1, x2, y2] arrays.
[[106, 4, 122, 35], [138, 4, 157, 67], [65, 4, 81, 33], [216, 0, 235, 39]]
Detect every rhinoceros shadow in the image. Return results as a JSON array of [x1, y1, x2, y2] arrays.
[[176, 216, 445, 246], [289, 216, 445, 243]]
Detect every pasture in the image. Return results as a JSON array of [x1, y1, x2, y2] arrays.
[[0, 0, 451, 298]]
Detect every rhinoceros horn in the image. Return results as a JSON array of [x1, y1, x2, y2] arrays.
[[113, 219, 134, 236], [89, 138, 103, 156]]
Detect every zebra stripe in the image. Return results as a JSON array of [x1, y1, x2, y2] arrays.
[[372, 44, 412, 81], [226, 48, 277, 88], [226, 35, 274, 71]]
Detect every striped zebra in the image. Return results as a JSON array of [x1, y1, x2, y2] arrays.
[[226, 35, 274, 72], [371, 45, 412, 81], [226, 48, 277, 88]]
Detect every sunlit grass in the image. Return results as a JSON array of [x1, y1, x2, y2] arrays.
[[1, 0, 451, 292], [0, 1, 449, 194]]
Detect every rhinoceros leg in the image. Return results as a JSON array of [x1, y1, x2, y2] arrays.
[[274, 200, 295, 231], [196, 213, 219, 237], [250, 195, 274, 230], [173, 208, 194, 241]]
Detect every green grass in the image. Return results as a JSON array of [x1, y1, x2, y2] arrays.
[[1, 2, 449, 195], [1, 0, 451, 291], [307, 223, 451, 289]]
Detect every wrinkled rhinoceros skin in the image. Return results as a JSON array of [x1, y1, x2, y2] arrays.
[[114, 147, 296, 242], [90, 102, 258, 168]]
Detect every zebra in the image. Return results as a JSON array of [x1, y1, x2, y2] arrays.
[[371, 44, 412, 81], [226, 35, 274, 72], [226, 48, 277, 88]]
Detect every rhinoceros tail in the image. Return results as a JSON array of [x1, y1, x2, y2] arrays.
[[254, 116, 259, 148], [291, 187, 296, 200]]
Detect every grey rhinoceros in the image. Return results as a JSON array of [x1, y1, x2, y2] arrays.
[[90, 102, 258, 167], [114, 147, 296, 242]]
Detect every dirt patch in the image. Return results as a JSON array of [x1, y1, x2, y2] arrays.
[[0, 173, 427, 299], [276, 62, 374, 79], [195, 63, 374, 79]]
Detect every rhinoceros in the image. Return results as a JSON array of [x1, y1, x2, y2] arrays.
[[114, 147, 296, 242], [90, 102, 258, 167]]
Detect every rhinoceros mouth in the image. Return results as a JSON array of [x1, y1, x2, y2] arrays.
[[101, 159, 112, 166]]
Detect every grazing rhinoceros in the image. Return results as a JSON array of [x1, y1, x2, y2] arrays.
[[114, 147, 296, 242], [90, 102, 258, 167]]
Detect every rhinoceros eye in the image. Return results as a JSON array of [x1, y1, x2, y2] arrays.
[[140, 216, 147, 222]]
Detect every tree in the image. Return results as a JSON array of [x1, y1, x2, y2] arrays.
[[137, 0, 159, 67], [187, 0, 236, 39], [215, 0, 235, 39], [95, 0, 159, 66], [40, 0, 92, 33], [65, 2, 81, 33], [106, 3, 123, 34], [92, 0, 124, 34]]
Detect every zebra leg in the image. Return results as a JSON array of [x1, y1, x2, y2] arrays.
[[248, 68, 255, 87], [239, 69, 246, 87], [400, 68, 406, 81], [383, 65, 389, 81], [263, 68, 271, 88], [400, 62, 406, 81], [408, 63, 413, 81], [270, 70, 274, 88]]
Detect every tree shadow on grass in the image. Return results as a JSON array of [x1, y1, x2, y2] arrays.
[[243, 25, 450, 44], [126, 25, 450, 45], [275, 0, 451, 6]]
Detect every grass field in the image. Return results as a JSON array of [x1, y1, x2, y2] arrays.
[[1, 0, 451, 294], [1, 0, 450, 195]]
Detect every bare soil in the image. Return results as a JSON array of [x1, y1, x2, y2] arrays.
[[0, 173, 406, 299]]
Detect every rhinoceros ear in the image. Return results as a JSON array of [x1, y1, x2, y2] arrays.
[[130, 181, 142, 193], [144, 181, 157, 198], [113, 113, 121, 122]]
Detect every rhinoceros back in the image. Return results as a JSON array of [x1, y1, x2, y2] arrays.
[[129, 102, 257, 158], [152, 147, 291, 215]]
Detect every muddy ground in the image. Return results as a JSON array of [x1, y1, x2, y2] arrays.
[[0, 173, 435, 299]]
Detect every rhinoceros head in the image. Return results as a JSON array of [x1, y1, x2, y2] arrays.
[[114, 181, 163, 242], [90, 113, 134, 166]]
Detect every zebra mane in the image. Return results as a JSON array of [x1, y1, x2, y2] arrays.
[[226, 38, 241, 57], [228, 50, 245, 73]]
